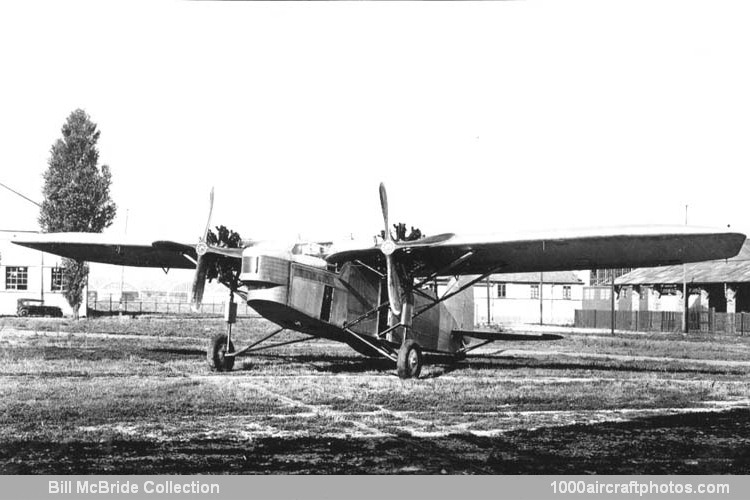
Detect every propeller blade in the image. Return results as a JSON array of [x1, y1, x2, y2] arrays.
[[192, 187, 215, 312], [385, 254, 402, 316], [379, 182, 390, 242], [190, 255, 209, 312], [202, 187, 215, 240], [378, 183, 402, 315]]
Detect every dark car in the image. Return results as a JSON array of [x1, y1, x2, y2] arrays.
[[16, 299, 63, 318]]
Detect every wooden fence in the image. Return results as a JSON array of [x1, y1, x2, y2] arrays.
[[574, 309, 750, 335], [89, 299, 259, 317]]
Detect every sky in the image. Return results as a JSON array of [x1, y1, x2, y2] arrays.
[[1, 0, 750, 287]]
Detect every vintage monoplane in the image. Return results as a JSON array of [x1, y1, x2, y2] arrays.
[[13, 184, 746, 378]]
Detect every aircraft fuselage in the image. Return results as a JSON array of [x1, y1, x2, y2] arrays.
[[238, 248, 471, 355]]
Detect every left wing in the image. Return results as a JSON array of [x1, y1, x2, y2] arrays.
[[326, 226, 746, 276], [12, 232, 198, 269]]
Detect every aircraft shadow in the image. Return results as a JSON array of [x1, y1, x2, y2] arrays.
[[236, 353, 396, 374], [146, 348, 206, 356], [144, 348, 737, 377]]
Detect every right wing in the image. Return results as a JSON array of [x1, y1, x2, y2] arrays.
[[12, 232, 198, 269], [327, 226, 746, 276]]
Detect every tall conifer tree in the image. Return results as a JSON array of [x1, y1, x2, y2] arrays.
[[40, 109, 116, 317]]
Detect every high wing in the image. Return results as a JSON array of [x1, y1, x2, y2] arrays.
[[12, 232, 200, 269], [326, 226, 746, 276]]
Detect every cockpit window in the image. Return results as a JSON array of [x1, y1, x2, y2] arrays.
[[291, 242, 331, 256]]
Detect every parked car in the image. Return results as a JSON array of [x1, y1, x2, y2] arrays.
[[16, 299, 63, 318]]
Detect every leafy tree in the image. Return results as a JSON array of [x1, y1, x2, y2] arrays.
[[39, 109, 117, 317]]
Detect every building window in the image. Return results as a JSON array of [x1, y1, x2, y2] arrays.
[[530, 284, 539, 299], [51, 267, 64, 292], [497, 283, 506, 298], [563, 285, 571, 300], [6, 267, 28, 290], [600, 288, 611, 300]]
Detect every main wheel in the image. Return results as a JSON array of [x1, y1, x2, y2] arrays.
[[207, 333, 235, 372], [397, 340, 422, 379]]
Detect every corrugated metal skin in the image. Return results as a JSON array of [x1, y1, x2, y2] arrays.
[[616, 241, 750, 285]]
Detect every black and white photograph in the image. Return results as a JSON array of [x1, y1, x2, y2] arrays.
[[1, 0, 750, 492]]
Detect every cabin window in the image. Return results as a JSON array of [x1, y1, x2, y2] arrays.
[[51, 267, 64, 292], [530, 284, 539, 299], [496, 283, 506, 298], [563, 285, 571, 300], [6, 266, 28, 290]]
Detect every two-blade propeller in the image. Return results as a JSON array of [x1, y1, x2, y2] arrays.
[[378, 183, 456, 317], [379, 183, 404, 317]]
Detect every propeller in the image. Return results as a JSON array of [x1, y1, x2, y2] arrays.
[[190, 187, 214, 312], [379, 183, 404, 317]]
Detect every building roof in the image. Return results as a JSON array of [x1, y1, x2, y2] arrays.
[[616, 240, 750, 285], [492, 271, 583, 284]]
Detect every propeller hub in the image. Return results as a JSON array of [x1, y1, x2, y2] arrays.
[[381, 239, 396, 256], [196, 241, 208, 257]]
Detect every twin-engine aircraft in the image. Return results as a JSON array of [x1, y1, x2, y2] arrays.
[[14, 184, 746, 378]]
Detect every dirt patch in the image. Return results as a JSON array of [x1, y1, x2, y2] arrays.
[[3, 409, 749, 474]]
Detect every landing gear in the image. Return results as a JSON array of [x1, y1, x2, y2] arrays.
[[397, 340, 422, 379], [208, 333, 235, 372]]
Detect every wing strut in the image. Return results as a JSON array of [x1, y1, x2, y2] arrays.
[[224, 328, 317, 357], [354, 259, 385, 278], [412, 251, 475, 290], [343, 327, 397, 361]]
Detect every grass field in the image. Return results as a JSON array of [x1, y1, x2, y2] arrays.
[[1, 316, 750, 474]]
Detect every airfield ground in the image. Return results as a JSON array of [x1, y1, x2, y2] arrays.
[[1, 316, 750, 474]]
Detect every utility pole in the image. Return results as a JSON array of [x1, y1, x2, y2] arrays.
[[119, 209, 129, 313], [682, 204, 689, 333], [539, 272, 544, 325], [485, 275, 492, 326], [610, 271, 615, 335]]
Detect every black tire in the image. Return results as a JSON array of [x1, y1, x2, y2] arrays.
[[208, 334, 235, 372], [397, 340, 422, 379], [18, 309, 29, 317]]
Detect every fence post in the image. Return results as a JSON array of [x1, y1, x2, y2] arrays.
[[742, 313, 746, 337]]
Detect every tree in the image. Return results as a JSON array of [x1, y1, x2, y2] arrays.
[[39, 109, 117, 318]]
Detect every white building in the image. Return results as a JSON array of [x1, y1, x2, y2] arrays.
[[0, 230, 85, 317], [472, 271, 584, 326]]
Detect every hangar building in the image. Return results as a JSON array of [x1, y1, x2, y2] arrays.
[[472, 271, 583, 325], [613, 240, 750, 313]]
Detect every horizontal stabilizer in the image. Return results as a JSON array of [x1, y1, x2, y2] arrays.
[[455, 330, 564, 342]]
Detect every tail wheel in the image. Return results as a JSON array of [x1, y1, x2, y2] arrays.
[[397, 340, 422, 379], [208, 333, 235, 372]]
